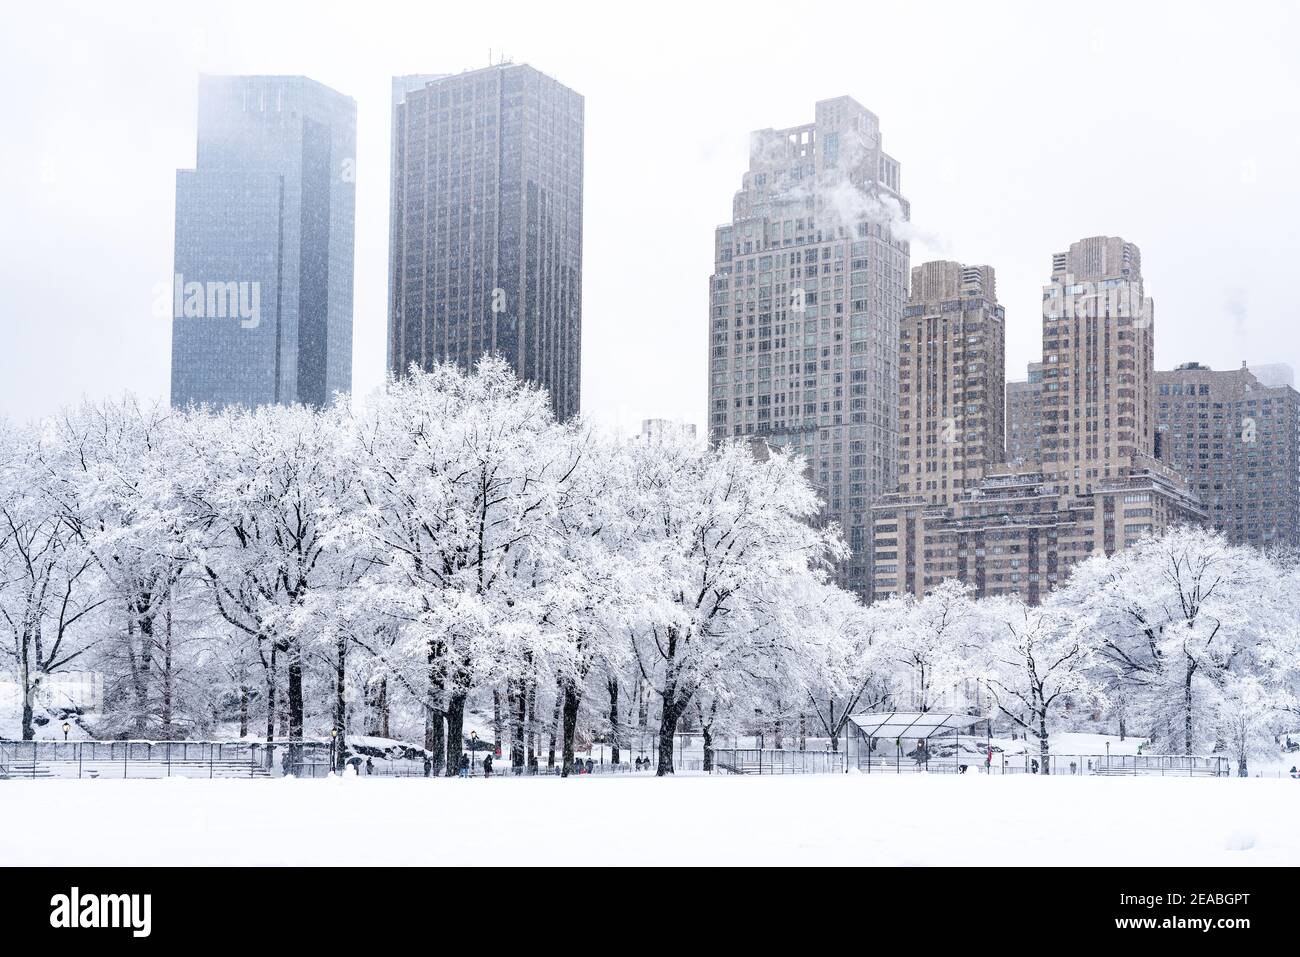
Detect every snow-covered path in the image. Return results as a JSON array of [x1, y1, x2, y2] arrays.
[[2, 773, 1295, 866]]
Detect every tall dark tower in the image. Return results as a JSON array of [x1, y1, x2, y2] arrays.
[[388, 64, 584, 420], [171, 75, 356, 409]]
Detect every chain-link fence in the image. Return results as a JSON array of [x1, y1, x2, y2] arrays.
[[710, 748, 846, 774], [852, 749, 1230, 776], [0, 739, 333, 779]]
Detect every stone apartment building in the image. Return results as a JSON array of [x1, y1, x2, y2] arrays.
[[708, 95, 910, 599], [1155, 362, 1300, 547], [873, 238, 1205, 603], [897, 261, 1005, 505], [1006, 361, 1045, 465]]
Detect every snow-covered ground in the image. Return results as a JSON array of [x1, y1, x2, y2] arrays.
[[2, 774, 1296, 866]]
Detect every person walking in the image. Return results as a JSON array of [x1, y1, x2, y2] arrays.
[[483, 754, 493, 777], [913, 739, 928, 770], [458, 752, 470, 778], [365, 757, 374, 776]]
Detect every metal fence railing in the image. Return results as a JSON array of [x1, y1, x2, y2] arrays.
[[2, 738, 1231, 780], [0, 739, 333, 779], [1082, 753, 1230, 777], [0, 739, 664, 781], [711, 748, 846, 775], [852, 750, 1231, 777], [364, 758, 645, 778]]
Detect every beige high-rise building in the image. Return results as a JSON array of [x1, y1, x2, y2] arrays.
[[1006, 361, 1045, 465], [1155, 362, 1300, 547], [1040, 236, 1155, 495], [898, 261, 1005, 505], [873, 238, 1204, 604], [708, 96, 910, 600]]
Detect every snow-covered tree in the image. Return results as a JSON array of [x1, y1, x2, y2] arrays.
[[1216, 673, 1285, 776], [625, 434, 844, 774], [977, 594, 1104, 773], [0, 422, 107, 738], [40, 398, 204, 737], [1067, 526, 1283, 755], [881, 579, 980, 713], [798, 588, 895, 752], [175, 401, 352, 759], [346, 358, 581, 774]]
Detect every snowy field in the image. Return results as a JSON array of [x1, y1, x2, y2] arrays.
[[2, 774, 1297, 866]]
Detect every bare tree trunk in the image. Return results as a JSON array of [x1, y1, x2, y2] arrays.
[[264, 642, 277, 745], [492, 689, 502, 758], [160, 599, 174, 739], [547, 693, 560, 768], [509, 677, 525, 771], [424, 704, 445, 775], [333, 633, 347, 772], [20, 663, 34, 741], [560, 678, 580, 777], [444, 689, 466, 778], [425, 643, 445, 774], [701, 700, 717, 771], [287, 638, 304, 768], [526, 679, 537, 768], [607, 677, 621, 764], [1037, 701, 1052, 775], [376, 679, 390, 738], [129, 605, 155, 738], [657, 702, 682, 776]]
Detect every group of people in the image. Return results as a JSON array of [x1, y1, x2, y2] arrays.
[[455, 752, 491, 777], [404, 750, 660, 776]]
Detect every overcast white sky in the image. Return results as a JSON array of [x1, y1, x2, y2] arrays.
[[2, 0, 1298, 432]]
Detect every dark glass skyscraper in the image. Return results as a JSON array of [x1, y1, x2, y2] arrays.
[[171, 75, 356, 409], [388, 64, 584, 419]]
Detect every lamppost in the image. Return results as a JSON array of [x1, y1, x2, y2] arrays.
[[469, 731, 478, 777], [331, 728, 339, 774], [62, 721, 70, 742]]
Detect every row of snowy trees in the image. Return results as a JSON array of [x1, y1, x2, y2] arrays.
[[3, 359, 1299, 774], [820, 529, 1300, 774], [0, 360, 850, 774]]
